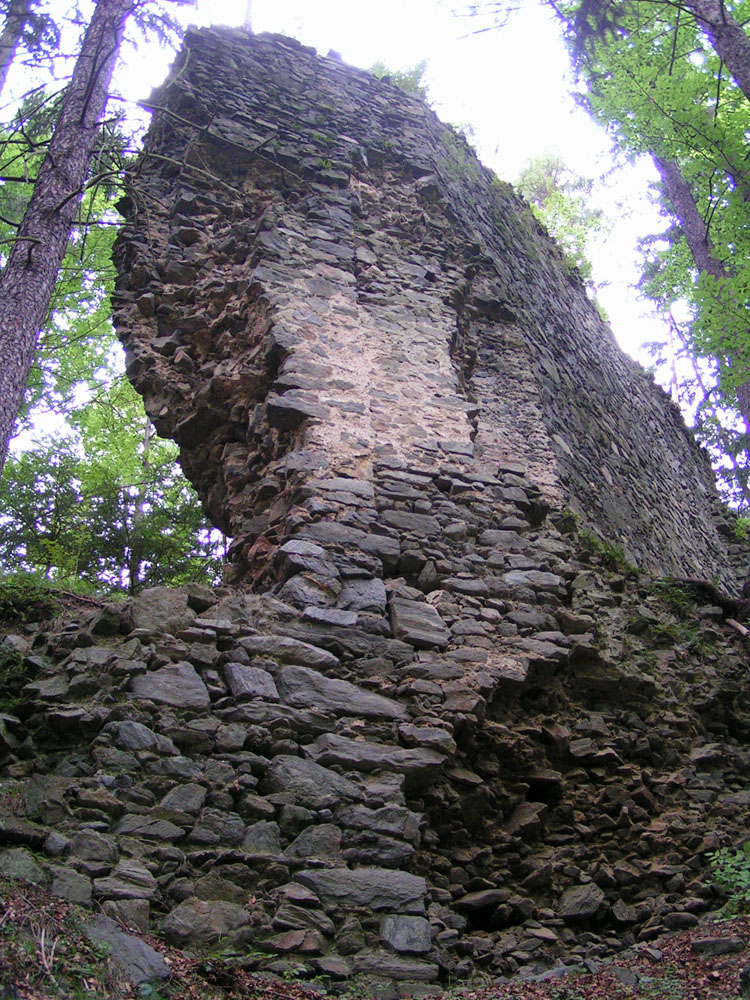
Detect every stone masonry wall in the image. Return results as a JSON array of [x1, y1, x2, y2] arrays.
[[112, 25, 738, 590], [4, 25, 750, 998]]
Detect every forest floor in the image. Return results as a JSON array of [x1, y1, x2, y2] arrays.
[[1, 877, 749, 1000]]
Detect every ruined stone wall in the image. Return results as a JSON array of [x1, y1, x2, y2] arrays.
[[4, 25, 750, 997], [112, 26, 737, 589]]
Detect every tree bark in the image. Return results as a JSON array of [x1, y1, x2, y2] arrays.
[[0, 0, 132, 477], [653, 155, 728, 280], [0, 0, 31, 97], [681, 0, 750, 103], [654, 152, 750, 432]]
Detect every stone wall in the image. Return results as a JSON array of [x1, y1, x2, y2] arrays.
[[3, 25, 750, 997], [112, 25, 738, 589]]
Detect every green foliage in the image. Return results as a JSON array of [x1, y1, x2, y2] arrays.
[[439, 126, 482, 184], [0, 643, 33, 713], [578, 529, 637, 573], [649, 578, 696, 617], [709, 843, 750, 914], [0, 572, 61, 624], [515, 154, 607, 286], [556, 0, 750, 502], [0, 379, 225, 595], [370, 59, 429, 101]]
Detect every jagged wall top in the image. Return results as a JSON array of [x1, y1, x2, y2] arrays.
[[114, 25, 738, 588]]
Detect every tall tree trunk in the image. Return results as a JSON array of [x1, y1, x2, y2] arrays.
[[0, 0, 132, 478], [0, 0, 31, 97], [655, 152, 750, 434], [681, 0, 750, 103], [653, 155, 728, 281]]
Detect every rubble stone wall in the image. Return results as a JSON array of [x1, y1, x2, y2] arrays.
[[3, 26, 750, 998], [113, 25, 737, 589]]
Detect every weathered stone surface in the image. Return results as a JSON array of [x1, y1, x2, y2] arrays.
[[113, 721, 179, 755], [274, 901, 335, 937], [243, 820, 281, 854], [352, 950, 439, 981], [263, 756, 364, 809], [335, 804, 422, 844], [162, 898, 251, 947], [306, 734, 445, 789], [558, 884, 606, 922], [132, 587, 194, 635], [85, 915, 170, 985], [296, 867, 427, 912], [190, 809, 245, 846], [380, 915, 432, 954], [390, 597, 450, 649], [284, 824, 343, 862], [224, 663, 279, 701], [51, 868, 92, 905], [338, 578, 387, 613], [0, 847, 46, 884], [237, 634, 339, 671], [691, 936, 745, 956], [159, 783, 207, 815], [131, 662, 210, 710], [277, 665, 407, 720], [114, 815, 185, 841], [93, 860, 158, 900]]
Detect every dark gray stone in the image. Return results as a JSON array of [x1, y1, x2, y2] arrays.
[[237, 634, 340, 670], [558, 883, 606, 921], [306, 734, 444, 790], [380, 915, 432, 954], [224, 663, 279, 701], [263, 755, 364, 809], [131, 662, 210, 710], [85, 915, 170, 985], [277, 665, 407, 720], [284, 824, 343, 862], [242, 820, 281, 854], [390, 597, 450, 649], [162, 898, 251, 947], [338, 578, 387, 613], [296, 867, 427, 912]]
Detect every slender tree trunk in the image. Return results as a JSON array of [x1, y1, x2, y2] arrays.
[[653, 155, 727, 281], [654, 152, 750, 432], [681, 0, 750, 103], [0, 0, 31, 97], [0, 0, 132, 478]]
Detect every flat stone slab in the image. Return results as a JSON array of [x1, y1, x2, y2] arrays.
[[380, 510, 441, 536], [307, 734, 445, 790], [85, 915, 169, 985], [300, 522, 400, 565], [277, 665, 407, 720], [308, 477, 375, 499], [352, 950, 439, 980], [390, 597, 450, 649], [558, 883, 606, 921], [223, 663, 279, 701], [263, 755, 364, 809], [296, 867, 427, 912], [237, 634, 339, 670], [131, 662, 210, 710], [132, 586, 194, 635], [502, 569, 565, 592], [335, 804, 422, 844], [380, 915, 432, 954], [162, 898, 250, 947]]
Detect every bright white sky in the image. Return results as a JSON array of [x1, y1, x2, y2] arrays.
[[119, 0, 668, 365]]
